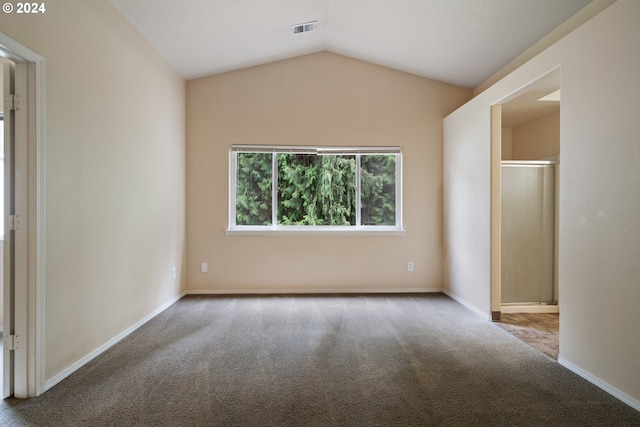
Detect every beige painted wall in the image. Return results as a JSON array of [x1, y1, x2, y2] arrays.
[[511, 111, 560, 160], [0, 0, 186, 382], [444, 0, 640, 407], [501, 128, 513, 160], [443, 100, 492, 316], [187, 52, 471, 293]]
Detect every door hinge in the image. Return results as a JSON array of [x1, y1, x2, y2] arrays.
[[8, 214, 20, 231], [7, 334, 19, 351], [4, 94, 20, 111]]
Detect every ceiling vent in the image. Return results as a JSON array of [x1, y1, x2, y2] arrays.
[[292, 21, 317, 35]]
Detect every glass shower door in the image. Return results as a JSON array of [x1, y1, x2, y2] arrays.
[[501, 162, 556, 304]]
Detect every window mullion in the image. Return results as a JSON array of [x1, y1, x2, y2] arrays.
[[272, 152, 278, 227], [396, 154, 402, 230], [355, 154, 361, 227]]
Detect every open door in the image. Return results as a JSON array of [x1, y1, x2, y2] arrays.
[[3, 59, 29, 398], [0, 33, 45, 398], [3, 61, 15, 398]]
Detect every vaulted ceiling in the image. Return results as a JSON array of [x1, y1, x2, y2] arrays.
[[111, 0, 592, 89]]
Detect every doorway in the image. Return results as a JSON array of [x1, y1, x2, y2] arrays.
[[0, 32, 46, 398], [491, 68, 561, 358], [1, 56, 16, 397], [2, 55, 18, 398]]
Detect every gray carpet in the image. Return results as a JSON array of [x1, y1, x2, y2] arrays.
[[1, 293, 639, 426]]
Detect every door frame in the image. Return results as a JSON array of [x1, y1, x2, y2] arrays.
[[490, 66, 561, 322], [0, 32, 46, 398], [490, 104, 502, 320]]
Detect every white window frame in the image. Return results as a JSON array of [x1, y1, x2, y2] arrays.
[[227, 145, 404, 235]]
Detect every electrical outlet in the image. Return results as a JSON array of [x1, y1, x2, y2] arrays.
[[408, 262, 414, 272], [201, 262, 208, 273], [172, 267, 177, 279]]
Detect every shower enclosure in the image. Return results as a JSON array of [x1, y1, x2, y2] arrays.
[[501, 161, 557, 305]]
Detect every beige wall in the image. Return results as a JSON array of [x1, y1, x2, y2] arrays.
[[187, 52, 470, 293], [511, 111, 560, 160], [444, 0, 640, 407], [0, 0, 186, 383], [501, 128, 513, 160], [443, 100, 492, 315]]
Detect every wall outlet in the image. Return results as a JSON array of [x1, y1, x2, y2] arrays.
[[408, 262, 414, 272], [172, 267, 177, 279], [201, 262, 208, 273]]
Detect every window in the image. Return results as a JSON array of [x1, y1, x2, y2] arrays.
[[228, 145, 403, 234]]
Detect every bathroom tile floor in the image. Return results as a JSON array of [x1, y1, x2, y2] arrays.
[[496, 313, 559, 360]]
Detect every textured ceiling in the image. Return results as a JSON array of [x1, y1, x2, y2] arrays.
[[110, 0, 592, 88]]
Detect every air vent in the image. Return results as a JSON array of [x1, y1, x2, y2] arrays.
[[292, 21, 317, 35]]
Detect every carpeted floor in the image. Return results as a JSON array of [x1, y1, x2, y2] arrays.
[[0, 293, 638, 426]]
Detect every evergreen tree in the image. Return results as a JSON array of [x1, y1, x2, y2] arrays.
[[277, 154, 356, 225], [360, 155, 396, 225], [236, 152, 272, 225]]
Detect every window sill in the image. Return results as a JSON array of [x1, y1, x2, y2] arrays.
[[226, 227, 406, 236]]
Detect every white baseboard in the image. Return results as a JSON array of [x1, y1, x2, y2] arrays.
[[187, 288, 443, 295], [44, 292, 186, 392], [442, 289, 491, 321], [558, 357, 640, 411]]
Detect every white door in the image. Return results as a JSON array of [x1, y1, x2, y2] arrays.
[[2, 59, 28, 399]]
